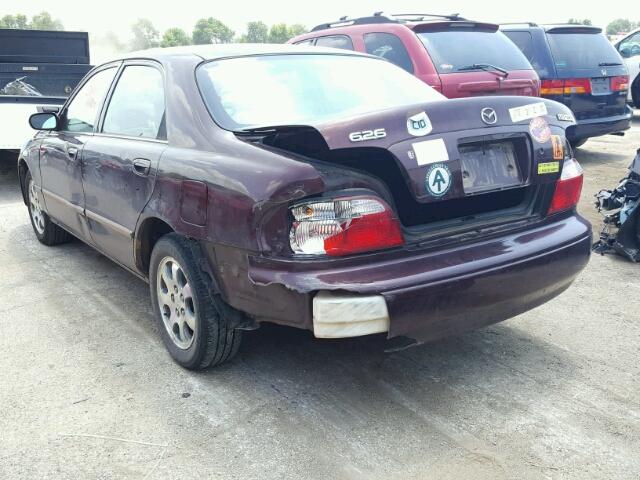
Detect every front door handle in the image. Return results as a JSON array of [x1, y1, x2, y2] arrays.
[[132, 158, 151, 177], [67, 146, 78, 161]]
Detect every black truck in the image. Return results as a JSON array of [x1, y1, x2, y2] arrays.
[[0, 28, 91, 164]]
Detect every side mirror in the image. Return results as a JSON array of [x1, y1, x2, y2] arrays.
[[29, 112, 58, 130], [619, 47, 631, 59]]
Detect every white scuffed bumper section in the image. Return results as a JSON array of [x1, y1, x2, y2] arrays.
[[312, 291, 390, 338]]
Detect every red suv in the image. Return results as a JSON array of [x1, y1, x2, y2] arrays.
[[289, 13, 541, 99]]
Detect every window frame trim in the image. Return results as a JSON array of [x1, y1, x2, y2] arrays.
[[58, 61, 122, 135], [95, 59, 168, 144]]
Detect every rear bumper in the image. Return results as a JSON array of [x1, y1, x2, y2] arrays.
[[245, 214, 592, 344], [567, 107, 633, 141]]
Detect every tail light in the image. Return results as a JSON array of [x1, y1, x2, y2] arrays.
[[611, 75, 629, 92], [541, 78, 592, 95], [540, 79, 564, 95], [289, 196, 404, 256], [548, 158, 584, 215]]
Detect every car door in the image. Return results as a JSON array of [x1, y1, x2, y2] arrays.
[[81, 61, 167, 269], [617, 31, 640, 104], [38, 65, 119, 238]]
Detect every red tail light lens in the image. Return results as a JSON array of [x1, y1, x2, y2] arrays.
[[541, 78, 593, 96], [548, 158, 584, 215], [563, 78, 591, 94], [611, 75, 629, 92], [540, 79, 564, 95], [289, 196, 404, 256]]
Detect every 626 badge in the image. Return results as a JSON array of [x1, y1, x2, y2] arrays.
[[425, 163, 452, 197], [348, 128, 386, 142]]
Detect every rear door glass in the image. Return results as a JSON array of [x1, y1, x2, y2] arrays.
[[102, 65, 166, 140], [315, 35, 354, 50], [364, 32, 414, 73], [546, 32, 622, 70], [416, 30, 532, 73]]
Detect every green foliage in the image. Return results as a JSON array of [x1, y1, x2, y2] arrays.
[[0, 12, 62, 30], [606, 18, 639, 35], [567, 18, 592, 26], [288, 24, 307, 38], [131, 18, 160, 50], [161, 27, 191, 47], [268, 23, 290, 43], [192, 17, 234, 44], [238, 21, 269, 43]]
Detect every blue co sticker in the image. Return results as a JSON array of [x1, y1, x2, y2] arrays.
[[425, 163, 452, 197]]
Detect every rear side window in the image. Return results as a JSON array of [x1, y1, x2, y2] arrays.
[[315, 35, 354, 50], [64, 67, 117, 133], [503, 30, 548, 76], [102, 65, 166, 140], [417, 30, 532, 73], [364, 32, 414, 73], [546, 32, 622, 70]]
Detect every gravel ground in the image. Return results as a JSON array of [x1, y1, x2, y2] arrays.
[[0, 113, 638, 479]]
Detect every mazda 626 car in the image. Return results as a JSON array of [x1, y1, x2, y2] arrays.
[[19, 45, 591, 369]]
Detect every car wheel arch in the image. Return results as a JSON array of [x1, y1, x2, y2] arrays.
[[135, 216, 175, 276], [17, 159, 30, 206]]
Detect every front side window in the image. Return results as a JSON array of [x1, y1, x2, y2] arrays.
[[64, 67, 117, 133], [102, 65, 165, 140], [315, 35, 354, 50], [196, 54, 444, 130], [364, 32, 414, 73]]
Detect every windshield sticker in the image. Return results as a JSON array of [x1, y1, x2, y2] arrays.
[[529, 117, 552, 143], [407, 111, 433, 137], [425, 163, 452, 197], [551, 135, 564, 160], [348, 128, 386, 142], [557, 112, 574, 122], [440, 63, 453, 71], [509, 102, 548, 123], [538, 161, 560, 174], [412, 138, 449, 166]]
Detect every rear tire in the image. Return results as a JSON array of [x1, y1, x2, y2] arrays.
[[633, 80, 640, 109], [149, 233, 242, 370], [25, 171, 73, 246]]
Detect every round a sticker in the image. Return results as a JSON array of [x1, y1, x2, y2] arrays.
[[425, 163, 452, 197], [529, 116, 551, 143]]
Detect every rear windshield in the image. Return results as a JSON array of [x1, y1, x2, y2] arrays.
[[416, 29, 532, 73], [196, 54, 444, 130], [546, 32, 622, 70]]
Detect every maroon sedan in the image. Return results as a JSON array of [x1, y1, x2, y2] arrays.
[[20, 45, 590, 369]]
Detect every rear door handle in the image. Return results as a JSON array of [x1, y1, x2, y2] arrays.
[[132, 158, 152, 177]]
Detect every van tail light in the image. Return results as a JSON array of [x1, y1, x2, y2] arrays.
[[541, 78, 592, 95], [289, 196, 404, 256], [563, 78, 591, 94], [548, 158, 584, 215], [540, 79, 564, 95], [611, 75, 629, 92]]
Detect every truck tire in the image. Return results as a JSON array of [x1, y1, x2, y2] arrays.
[[25, 170, 73, 245], [149, 233, 242, 370]]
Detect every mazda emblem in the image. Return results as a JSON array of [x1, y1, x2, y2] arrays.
[[481, 107, 497, 125]]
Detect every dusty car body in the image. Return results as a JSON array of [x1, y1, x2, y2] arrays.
[[19, 45, 591, 369]]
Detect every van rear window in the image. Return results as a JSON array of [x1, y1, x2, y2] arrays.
[[546, 32, 621, 70], [417, 30, 532, 73]]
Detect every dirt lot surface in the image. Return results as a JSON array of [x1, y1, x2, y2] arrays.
[[1, 113, 639, 480]]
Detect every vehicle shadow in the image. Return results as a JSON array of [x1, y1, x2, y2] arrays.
[[0, 161, 22, 205]]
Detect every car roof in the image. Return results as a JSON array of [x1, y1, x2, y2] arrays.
[[500, 23, 602, 34], [120, 43, 366, 62]]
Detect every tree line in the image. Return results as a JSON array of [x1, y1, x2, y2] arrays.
[[2, 12, 639, 49], [131, 18, 307, 50]]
